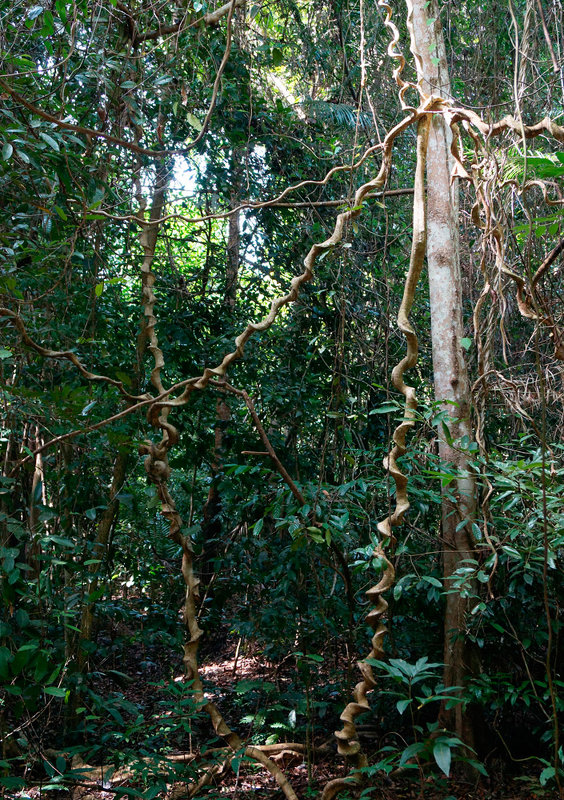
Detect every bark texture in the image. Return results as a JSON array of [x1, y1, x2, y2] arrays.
[[410, 0, 479, 751]]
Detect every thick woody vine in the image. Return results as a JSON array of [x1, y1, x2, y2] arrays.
[[1, 0, 563, 795]]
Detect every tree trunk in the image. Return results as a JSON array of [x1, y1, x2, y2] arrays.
[[410, 0, 479, 751], [78, 450, 129, 670]]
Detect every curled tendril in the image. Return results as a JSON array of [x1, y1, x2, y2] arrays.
[[140, 107, 428, 435], [322, 113, 431, 800], [379, 0, 419, 109], [136, 170, 301, 800]]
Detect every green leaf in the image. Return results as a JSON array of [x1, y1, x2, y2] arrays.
[[2, 142, 13, 161], [433, 741, 451, 776], [41, 10, 55, 36], [272, 47, 283, 67], [0, 777, 26, 789], [55, 0, 68, 25], [539, 766, 555, 786], [422, 576, 442, 588], [88, 187, 105, 208], [38, 132, 60, 151], [0, 348, 12, 359], [460, 337, 472, 350], [44, 686, 67, 696], [369, 403, 400, 415], [4, 685, 23, 695], [15, 608, 29, 628], [253, 518, 264, 535], [0, 647, 13, 679], [396, 698, 411, 715], [186, 113, 203, 132], [95, 282, 104, 297], [81, 400, 97, 416], [113, 788, 144, 798], [399, 741, 425, 766]]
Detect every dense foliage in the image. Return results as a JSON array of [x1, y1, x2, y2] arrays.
[[0, 1, 562, 798]]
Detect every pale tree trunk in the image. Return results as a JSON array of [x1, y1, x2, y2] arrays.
[[410, 0, 479, 751]]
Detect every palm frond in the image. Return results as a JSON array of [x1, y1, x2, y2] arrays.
[[302, 99, 373, 129]]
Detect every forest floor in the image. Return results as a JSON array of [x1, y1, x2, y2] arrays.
[[193, 639, 552, 800], [21, 615, 555, 800], [74, 619, 553, 800]]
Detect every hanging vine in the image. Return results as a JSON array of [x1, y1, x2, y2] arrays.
[[2, 0, 564, 796], [321, 112, 431, 800]]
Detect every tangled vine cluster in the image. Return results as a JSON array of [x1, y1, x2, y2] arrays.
[[2, 0, 563, 796]]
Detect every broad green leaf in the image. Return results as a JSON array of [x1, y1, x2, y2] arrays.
[[44, 686, 67, 696], [253, 518, 264, 535], [0, 647, 12, 679], [539, 766, 555, 785], [55, 0, 68, 25], [0, 777, 26, 789], [396, 698, 411, 715], [369, 403, 400, 414], [41, 10, 55, 35], [422, 576, 442, 588], [2, 142, 13, 160], [186, 113, 203, 132], [39, 132, 60, 151], [433, 741, 451, 776], [272, 47, 283, 67], [399, 741, 425, 766]]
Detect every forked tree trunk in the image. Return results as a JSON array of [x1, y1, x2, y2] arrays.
[[410, 0, 479, 751]]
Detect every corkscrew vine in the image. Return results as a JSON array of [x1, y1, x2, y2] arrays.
[[321, 113, 431, 800]]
